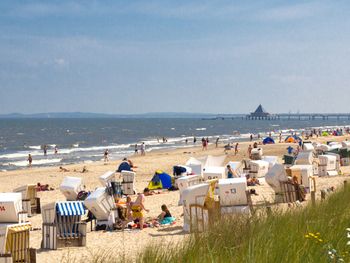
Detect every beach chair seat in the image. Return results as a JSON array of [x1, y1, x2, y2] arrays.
[[41, 201, 86, 250]]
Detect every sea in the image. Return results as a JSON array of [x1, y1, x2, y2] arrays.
[[0, 118, 349, 171]]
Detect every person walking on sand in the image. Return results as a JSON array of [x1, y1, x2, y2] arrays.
[[215, 137, 219, 148], [104, 149, 109, 163], [234, 143, 239, 155], [28, 154, 32, 168], [140, 142, 145, 156]]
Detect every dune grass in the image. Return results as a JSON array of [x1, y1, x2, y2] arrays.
[[137, 185, 350, 263], [76, 185, 350, 263]]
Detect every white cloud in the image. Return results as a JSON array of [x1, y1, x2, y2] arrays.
[[54, 58, 66, 66], [253, 2, 329, 22]]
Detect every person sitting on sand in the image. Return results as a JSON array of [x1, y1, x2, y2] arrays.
[[130, 193, 150, 230], [81, 166, 88, 173], [154, 204, 175, 226], [246, 174, 260, 186], [59, 166, 70, 172]]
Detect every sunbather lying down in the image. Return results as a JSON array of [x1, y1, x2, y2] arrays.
[[36, 183, 54, 191], [143, 188, 166, 196], [59, 166, 69, 172]]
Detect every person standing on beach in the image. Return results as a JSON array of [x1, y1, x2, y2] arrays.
[[201, 138, 207, 151], [104, 149, 109, 163], [193, 137, 197, 144], [140, 142, 146, 156], [250, 134, 253, 141], [43, 145, 47, 156], [215, 137, 219, 148], [185, 139, 188, 145], [248, 145, 252, 158], [28, 154, 32, 168], [54, 146, 58, 154], [234, 143, 239, 155], [134, 144, 138, 154]]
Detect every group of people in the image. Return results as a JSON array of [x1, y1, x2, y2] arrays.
[[117, 189, 174, 230], [224, 142, 239, 155], [134, 143, 146, 156]]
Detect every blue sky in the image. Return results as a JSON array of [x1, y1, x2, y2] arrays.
[[0, 1, 350, 114]]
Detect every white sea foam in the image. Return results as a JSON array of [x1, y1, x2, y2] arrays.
[[6, 158, 62, 167], [28, 145, 41, 150], [196, 128, 206, 131]]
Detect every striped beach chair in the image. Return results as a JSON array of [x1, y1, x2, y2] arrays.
[[41, 201, 87, 250]]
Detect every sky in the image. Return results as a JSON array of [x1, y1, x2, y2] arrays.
[[1, 0, 350, 114]]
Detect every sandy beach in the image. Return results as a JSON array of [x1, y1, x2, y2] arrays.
[[1, 135, 350, 262]]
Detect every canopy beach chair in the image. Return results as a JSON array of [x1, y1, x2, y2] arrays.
[[13, 185, 41, 216], [41, 201, 87, 250]]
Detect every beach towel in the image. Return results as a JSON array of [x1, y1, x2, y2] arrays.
[[160, 217, 176, 225]]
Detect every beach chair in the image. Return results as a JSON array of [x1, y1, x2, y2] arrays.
[[251, 148, 263, 160], [84, 187, 118, 230], [59, 177, 83, 201], [99, 171, 115, 187], [0, 193, 36, 263], [182, 184, 210, 232], [41, 201, 87, 250], [121, 171, 136, 195], [13, 185, 41, 216], [249, 160, 269, 178], [318, 155, 338, 176], [278, 181, 299, 203], [176, 175, 202, 205], [283, 155, 295, 165], [0, 223, 36, 263]]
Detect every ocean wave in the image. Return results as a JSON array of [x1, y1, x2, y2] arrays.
[[196, 128, 206, 131]]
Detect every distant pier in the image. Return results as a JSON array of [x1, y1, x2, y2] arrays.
[[246, 113, 350, 121]]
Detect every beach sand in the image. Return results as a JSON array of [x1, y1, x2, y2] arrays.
[[1, 135, 350, 262]]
